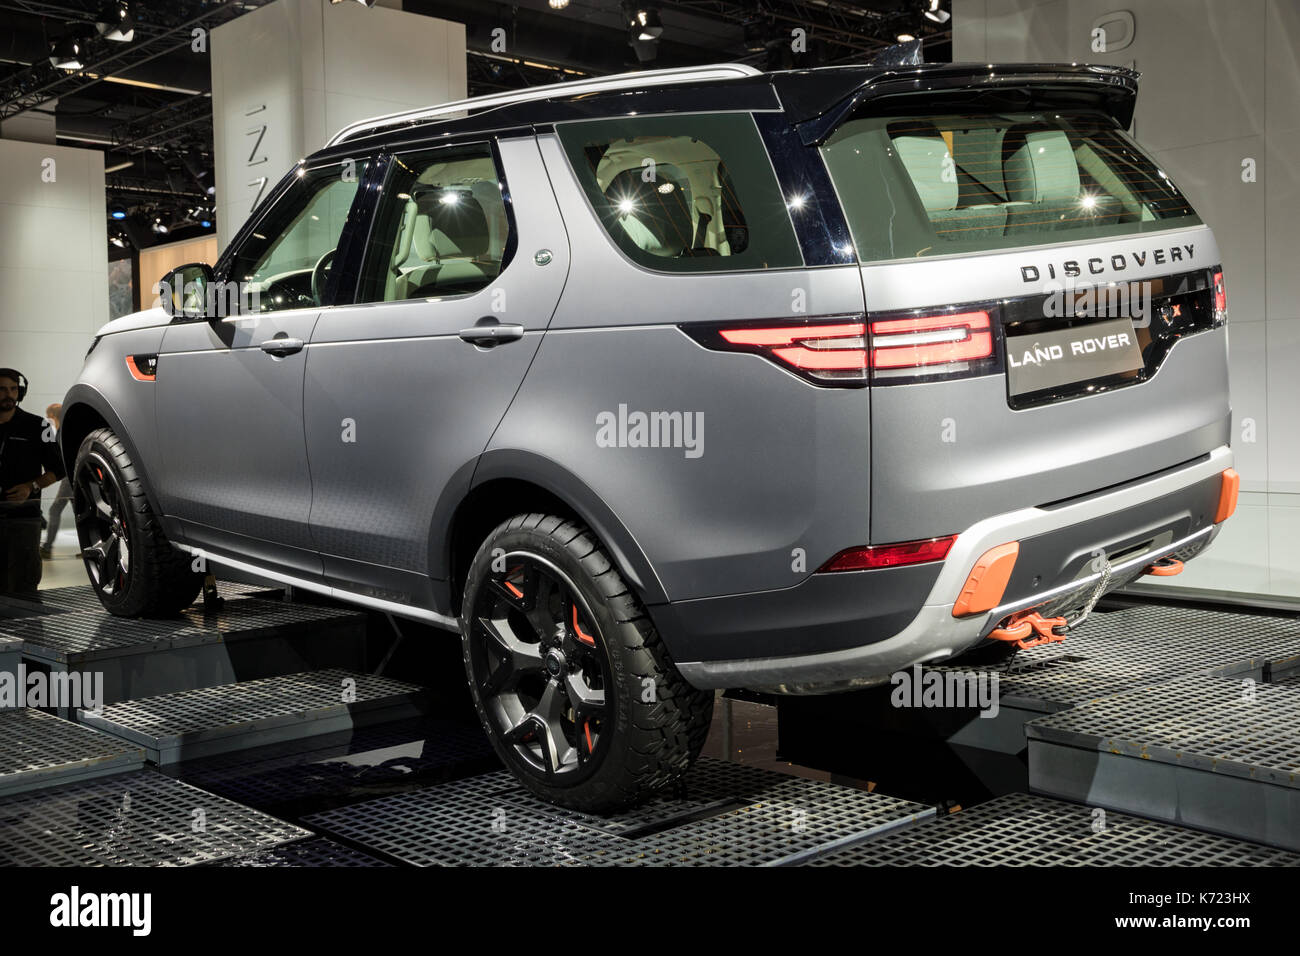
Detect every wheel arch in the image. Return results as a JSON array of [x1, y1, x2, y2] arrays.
[[59, 384, 166, 519], [441, 449, 668, 616]]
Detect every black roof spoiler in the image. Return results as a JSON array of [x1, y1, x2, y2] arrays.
[[773, 63, 1140, 145]]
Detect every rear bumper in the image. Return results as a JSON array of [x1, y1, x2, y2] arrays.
[[672, 444, 1232, 691]]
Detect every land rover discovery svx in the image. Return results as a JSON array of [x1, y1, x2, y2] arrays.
[[62, 61, 1236, 811]]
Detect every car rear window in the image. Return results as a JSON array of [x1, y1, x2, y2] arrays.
[[820, 111, 1201, 262], [556, 113, 804, 272]]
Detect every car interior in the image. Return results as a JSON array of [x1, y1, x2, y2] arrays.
[[589, 134, 749, 260]]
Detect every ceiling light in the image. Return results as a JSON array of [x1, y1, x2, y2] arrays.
[[548, 0, 570, 8], [897, 32, 916, 42], [96, 2, 134, 42], [924, 1, 951, 24], [743, 18, 771, 53], [634, 9, 663, 41], [48, 36, 85, 71], [109, 203, 127, 220]]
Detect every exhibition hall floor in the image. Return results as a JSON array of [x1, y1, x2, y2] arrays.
[[2, 581, 1299, 866]]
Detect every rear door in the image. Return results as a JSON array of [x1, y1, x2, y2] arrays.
[[302, 133, 570, 610], [819, 109, 1229, 542], [154, 158, 368, 577]]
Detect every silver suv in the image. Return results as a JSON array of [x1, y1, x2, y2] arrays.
[[63, 62, 1236, 811]]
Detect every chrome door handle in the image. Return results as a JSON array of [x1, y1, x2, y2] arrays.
[[259, 336, 304, 357]]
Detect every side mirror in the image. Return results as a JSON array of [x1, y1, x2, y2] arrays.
[[157, 262, 216, 319]]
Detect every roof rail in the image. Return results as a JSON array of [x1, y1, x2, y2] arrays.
[[324, 63, 764, 147]]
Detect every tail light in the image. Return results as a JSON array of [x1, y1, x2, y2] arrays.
[[818, 536, 956, 572], [1212, 269, 1227, 324], [689, 319, 868, 386], [869, 310, 992, 373], [684, 310, 994, 387]]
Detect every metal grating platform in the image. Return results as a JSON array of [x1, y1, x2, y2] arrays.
[[12, 581, 281, 616], [172, 717, 496, 812], [1026, 672, 1300, 850], [303, 758, 934, 866], [805, 792, 1300, 866], [201, 837, 391, 867], [0, 769, 309, 866], [0, 709, 144, 796], [989, 604, 1300, 712], [80, 669, 428, 764], [2, 597, 363, 664]]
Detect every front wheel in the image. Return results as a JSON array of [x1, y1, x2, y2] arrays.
[[460, 514, 713, 813], [72, 428, 202, 616]]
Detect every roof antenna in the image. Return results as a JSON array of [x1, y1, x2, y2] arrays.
[[866, 38, 925, 68]]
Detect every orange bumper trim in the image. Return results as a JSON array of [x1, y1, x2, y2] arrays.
[[952, 541, 1020, 617], [1214, 468, 1239, 524]]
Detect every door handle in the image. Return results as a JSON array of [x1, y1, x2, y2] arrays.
[[259, 335, 305, 357], [458, 320, 525, 347]]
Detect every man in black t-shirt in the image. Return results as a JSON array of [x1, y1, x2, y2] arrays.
[[0, 369, 66, 597]]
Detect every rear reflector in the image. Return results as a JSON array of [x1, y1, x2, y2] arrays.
[[870, 310, 992, 370], [1215, 467, 1239, 523], [1212, 270, 1227, 323], [818, 536, 956, 572], [952, 541, 1019, 617]]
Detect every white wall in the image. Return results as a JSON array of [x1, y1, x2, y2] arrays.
[[210, 0, 467, 250], [0, 138, 107, 418], [954, 0, 1300, 598]]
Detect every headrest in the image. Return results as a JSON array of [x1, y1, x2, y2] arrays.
[[412, 187, 490, 259], [1003, 128, 1081, 202], [892, 123, 958, 212], [604, 168, 694, 256]]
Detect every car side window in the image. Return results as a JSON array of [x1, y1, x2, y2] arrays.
[[555, 113, 803, 273], [225, 160, 368, 312], [356, 144, 512, 304]]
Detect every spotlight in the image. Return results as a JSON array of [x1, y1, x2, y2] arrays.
[[48, 35, 86, 71], [109, 233, 127, 249], [742, 18, 771, 53], [897, 32, 916, 42], [630, 7, 663, 41], [151, 215, 169, 235], [924, 0, 951, 24], [95, 2, 134, 42], [109, 203, 127, 220], [548, 0, 570, 8]]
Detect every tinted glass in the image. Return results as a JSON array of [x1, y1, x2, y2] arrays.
[[357, 144, 511, 303], [821, 111, 1201, 262], [557, 113, 803, 272], [225, 161, 367, 312]]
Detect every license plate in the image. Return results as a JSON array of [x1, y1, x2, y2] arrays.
[[1006, 318, 1144, 397]]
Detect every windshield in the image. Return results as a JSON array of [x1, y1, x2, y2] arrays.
[[820, 110, 1201, 262]]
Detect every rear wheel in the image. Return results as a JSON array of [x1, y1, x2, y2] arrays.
[[72, 428, 202, 616], [460, 514, 713, 812]]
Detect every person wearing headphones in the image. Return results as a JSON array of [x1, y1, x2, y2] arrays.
[[0, 368, 66, 597]]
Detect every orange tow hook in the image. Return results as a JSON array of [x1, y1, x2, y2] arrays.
[[1143, 556, 1184, 577], [988, 610, 1068, 650]]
